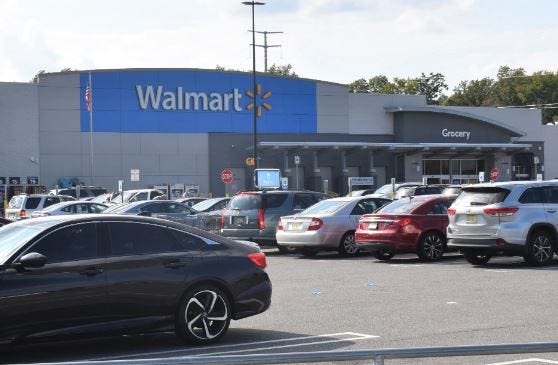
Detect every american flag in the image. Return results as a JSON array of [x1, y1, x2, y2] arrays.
[[85, 83, 92, 112]]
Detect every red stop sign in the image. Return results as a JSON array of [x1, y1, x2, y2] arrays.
[[490, 167, 499, 181], [221, 169, 233, 183]]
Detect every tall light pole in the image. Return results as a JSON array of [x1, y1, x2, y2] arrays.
[[242, 1, 265, 185]]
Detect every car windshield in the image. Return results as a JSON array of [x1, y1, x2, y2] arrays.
[[377, 198, 426, 214], [0, 223, 49, 264], [90, 193, 112, 204], [375, 184, 399, 194], [301, 200, 347, 215], [192, 198, 221, 212]]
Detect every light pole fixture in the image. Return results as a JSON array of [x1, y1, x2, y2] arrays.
[[242, 1, 265, 185]]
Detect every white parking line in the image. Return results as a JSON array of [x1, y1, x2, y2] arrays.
[[485, 358, 558, 364], [194, 332, 379, 357], [90, 332, 378, 361]]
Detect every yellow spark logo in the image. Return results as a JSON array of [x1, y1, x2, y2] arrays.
[[246, 84, 272, 117]]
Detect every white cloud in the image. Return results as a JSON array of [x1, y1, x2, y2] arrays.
[[0, 0, 556, 91]]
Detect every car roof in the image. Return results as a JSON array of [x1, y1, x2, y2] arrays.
[[467, 180, 558, 189], [18, 214, 230, 242]]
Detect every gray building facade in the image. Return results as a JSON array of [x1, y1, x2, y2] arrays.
[[0, 68, 556, 197]]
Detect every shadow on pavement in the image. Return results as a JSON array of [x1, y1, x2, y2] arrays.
[[0, 328, 361, 364]]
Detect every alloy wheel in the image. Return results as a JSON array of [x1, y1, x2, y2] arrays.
[[342, 233, 358, 255], [422, 233, 444, 260], [184, 290, 229, 340], [532, 235, 553, 263]]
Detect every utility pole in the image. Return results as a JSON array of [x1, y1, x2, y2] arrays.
[[249, 30, 283, 72]]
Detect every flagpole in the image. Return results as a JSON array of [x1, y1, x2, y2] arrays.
[[88, 72, 94, 185]]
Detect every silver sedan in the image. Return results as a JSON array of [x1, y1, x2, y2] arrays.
[[276, 196, 390, 257]]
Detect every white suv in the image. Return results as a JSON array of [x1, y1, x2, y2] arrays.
[[6, 194, 75, 220], [447, 181, 558, 266]]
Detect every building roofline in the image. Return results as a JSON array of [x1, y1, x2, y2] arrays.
[[384, 105, 526, 137], [40, 68, 348, 87]]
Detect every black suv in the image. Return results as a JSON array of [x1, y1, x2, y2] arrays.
[[220, 190, 329, 251]]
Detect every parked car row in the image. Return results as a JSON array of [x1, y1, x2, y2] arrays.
[[218, 180, 558, 268]]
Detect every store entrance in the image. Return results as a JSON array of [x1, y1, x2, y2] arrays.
[[423, 159, 485, 185]]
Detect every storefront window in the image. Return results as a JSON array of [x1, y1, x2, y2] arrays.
[[423, 160, 441, 175], [461, 160, 476, 175], [477, 160, 485, 173], [441, 160, 449, 175], [450, 160, 459, 176]]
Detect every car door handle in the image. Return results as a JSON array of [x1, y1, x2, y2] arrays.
[[548, 209, 557, 213], [79, 267, 104, 276], [164, 260, 186, 269]]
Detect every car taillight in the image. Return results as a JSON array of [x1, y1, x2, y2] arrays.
[[258, 209, 265, 230], [19, 210, 26, 218], [395, 217, 412, 227], [307, 218, 323, 231], [277, 220, 284, 231], [447, 208, 456, 215], [248, 252, 267, 269], [483, 207, 519, 216], [220, 212, 225, 229], [358, 221, 367, 230]]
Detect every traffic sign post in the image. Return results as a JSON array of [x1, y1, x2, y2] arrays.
[[221, 169, 233, 197], [490, 168, 499, 182], [294, 156, 300, 189]]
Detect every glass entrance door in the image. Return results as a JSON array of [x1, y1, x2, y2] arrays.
[[423, 159, 484, 185]]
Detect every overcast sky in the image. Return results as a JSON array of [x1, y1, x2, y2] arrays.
[[1, 0, 556, 91]]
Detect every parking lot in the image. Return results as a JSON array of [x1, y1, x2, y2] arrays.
[[3, 249, 558, 365]]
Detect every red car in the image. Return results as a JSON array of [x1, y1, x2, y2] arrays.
[[355, 195, 457, 261]]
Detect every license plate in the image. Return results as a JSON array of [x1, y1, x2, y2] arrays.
[[465, 214, 477, 224], [367, 222, 378, 229], [233, 216, 245, 225], [289, 222, 302, 230]]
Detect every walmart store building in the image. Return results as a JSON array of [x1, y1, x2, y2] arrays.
[[1, 68, 557, 196]]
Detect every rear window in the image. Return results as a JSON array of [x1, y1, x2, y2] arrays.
[[378, 198, 426, 214], [25, 197, 42, 209], [229, 194, 263, 210], [8, 196, 24, 209], [442, 187, 462, 196], [454, 187, 510, 207], [302, 200, 347, 214]]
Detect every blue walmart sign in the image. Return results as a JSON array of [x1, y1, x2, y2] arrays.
[[80, 70, 317, 134]]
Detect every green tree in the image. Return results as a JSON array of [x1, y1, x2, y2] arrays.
[[445, 78, 495, 106], [31, 70, 45, 83], [348, 72, 448, 104], [267, 63, 298, 77]]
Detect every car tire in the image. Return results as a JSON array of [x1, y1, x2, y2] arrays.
[[175, 285, 231, 345], [417, 231, 445, 262], [524, 230, 555, 266], [463, 250, 492, 265], [300, 248, 318, 257], [338, 231, 359, 256], [374, 251, 394, 261], [278, 245, 297, 254]]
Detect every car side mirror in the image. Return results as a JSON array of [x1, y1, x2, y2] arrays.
[[19, 252, 48, 268], [138, 211, 151, 217]]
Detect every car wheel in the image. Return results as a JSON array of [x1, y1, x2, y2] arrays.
[[417, 231, 445, 262], [300, 248, 318, 257], [278, 245, 297, 254], [524, 230, 555, 266], [175, 285, 231, 344], [338, 232, 359, 256], [374, 250, 394, 261], [463, 250, 492, 265]]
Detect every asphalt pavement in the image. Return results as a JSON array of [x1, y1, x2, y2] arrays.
[[3, 250, 558, 365]]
